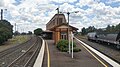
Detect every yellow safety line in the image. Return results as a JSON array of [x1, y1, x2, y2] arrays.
[[80, 43, 108, 67], [46, 41, 50, 67]]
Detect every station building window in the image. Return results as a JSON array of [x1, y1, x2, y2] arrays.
[[60, 32, 67, 40]]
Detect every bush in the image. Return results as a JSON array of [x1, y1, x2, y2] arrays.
[[73, 47, 81, 52], [57, 40, 68, 51], [56, 39, 81, 52]]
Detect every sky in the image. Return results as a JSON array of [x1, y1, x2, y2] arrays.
[[0, 0, 120, 33]]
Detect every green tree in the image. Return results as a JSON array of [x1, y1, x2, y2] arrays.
[[21, 32, 27, 35], [28, 31, 32, 35], [34, 28, 43, 35], [115, 23, 120, 31], [86, 26, 96, 33], [81, 27, 86, 35], [14, 31, 20, 36], [96, 28, 104, 32], [106, 25, 111, 32], [111, 25, 115, 32], [0, 20, 13, 44]]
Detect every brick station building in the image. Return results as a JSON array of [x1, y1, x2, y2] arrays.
[[46, 14, 78, 44]]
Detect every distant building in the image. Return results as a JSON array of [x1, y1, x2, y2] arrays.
[[46, 14, 78, 44]]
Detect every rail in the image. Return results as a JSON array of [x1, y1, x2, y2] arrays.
[[7, 37, 42, 67], [33, 36, 45, 67]]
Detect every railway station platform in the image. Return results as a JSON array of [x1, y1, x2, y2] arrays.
[[42, 39, 112, 67]]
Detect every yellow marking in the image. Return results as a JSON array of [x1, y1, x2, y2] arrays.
[[46, 41, 50, 67], [79, 42, 108, 67]]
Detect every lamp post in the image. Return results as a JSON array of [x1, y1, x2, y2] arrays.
[[60, 11, 79, 54], [67, 12, 70, 54], [0, 9, 7, 20], [14, 23, 17, 36], [1, 9, 3, 20]]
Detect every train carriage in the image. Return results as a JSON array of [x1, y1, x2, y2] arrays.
[[87, 32, 98, 41], [87, 32, 120, 49]]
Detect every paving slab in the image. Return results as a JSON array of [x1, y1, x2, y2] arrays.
[[42, 40, 112, 67]]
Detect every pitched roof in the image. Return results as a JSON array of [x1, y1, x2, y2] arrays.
[[49, 23, 78, 31], [46, 14, 65, 25]]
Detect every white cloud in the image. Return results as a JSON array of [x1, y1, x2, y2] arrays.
[[0, 0, 119, 32], [0, 0, 5, 7], [76, 0, 97, 7], [76, 1, 120, 30], [106, 0, 120, 4], [50, 0, 77, 3]]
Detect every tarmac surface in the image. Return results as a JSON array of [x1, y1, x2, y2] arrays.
[[42, 40, 112, 67]]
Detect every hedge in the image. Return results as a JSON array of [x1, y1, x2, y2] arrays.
[[56, 39, 81, 52]]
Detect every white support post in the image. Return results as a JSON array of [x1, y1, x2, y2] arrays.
[[68, 12, 71, 54], [71, 32, 73, 58], [69, 33, 71, 54]]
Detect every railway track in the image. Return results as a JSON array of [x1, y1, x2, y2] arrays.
[[0, 36, 32, 59], [0, 36, 42, 67], [7, 36, 42, 67]]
